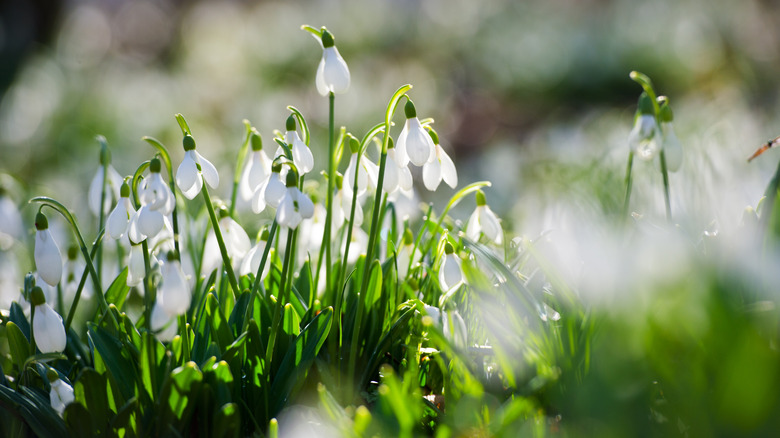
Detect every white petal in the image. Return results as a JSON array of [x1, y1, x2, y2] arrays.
[[438, 147, 458, 188], [240, 152, 265, 201], [395, 123, 410, 167], [439, 254, 463, 293], [127, 245, 146, 287], [315, 56, 329, 96], [35, 230, 62, 287], [344, 154, 366, 196], [405, 118, 435, 167], [479, 206, 503, 244], [265, 175, 286, 208], [277, 192, 302, 229], [88, 168, 105, 216], [323, 47, 350, 94], [292, 139, 314, 174], [127, 209, 146, 244], [33, 303, 66, 353], [176, 152, 200, 197], [137, 206, 164, 239], [251, 180, 268, 214], [398, 165, 413, 191], [107, 199, 131, 239], [150, 302, 177, 342], [422, 158, 442, 191], [296, 189, 315, 219], [465, 210, 480, 241], [181, 175, 203, 200], [223, 218, 251, 259], [158, 260, 191, 315], [50, 380, 74, 416], [196, 151, 220, 189], [200, 232, 221, 276], [363, 157, 379, 191]]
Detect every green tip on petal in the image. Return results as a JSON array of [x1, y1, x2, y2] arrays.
[[151, 157, 162, 173], [67, 245, 78, 260], [403, 228, 414, 245], [444, 242, 455, 255], [321, 29, 335, 48], [404, 100, 417, 119], [476, 190, 487, 206], [286, 115, 297, 132], [427, 128, 440, 145], [35, 212, 48, 230], [251, 130, 263, 151], [638, 92, 654, 116], [183, 134, 196, 151], [335, 172, 343, 189], [285, 171, 298, 187], [272, 162, 282, 173], [31, 286, 46, 306], [348, 135, 360, 154]]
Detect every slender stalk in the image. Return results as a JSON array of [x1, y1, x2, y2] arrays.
[[659, 149, 672, 222], [622, 151, 635, 220], [265, 230, 296, 377], [178, 314, 190, 363], [323, 92, 336, 299], [97, 154, 108, 281], [242, 221, 278, 334], [142, 240, 154, 329], [65, 231, 103, 331], [230, 122, 253, 216], [201, 180, 241, 299]]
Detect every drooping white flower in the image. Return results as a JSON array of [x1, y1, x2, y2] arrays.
[[240, 130, 272, 202], [423, 304, 467, 346], [627, 92, 659, 160], [201, 211, 251, 276], [107, 181, 136, 240], [396, 100, 436, 167], [276, 173, 315, 230], [240, 229, 271, 279], [31, 286, 66, 353], [315, 29, 350, 96], [264, 164, 287, 209], [150, 301, 178, 342], [422, 129, 457, 191], [48, 370, 74, 416], [126, 243, 146, 287], [158, 253, 191, 316], [466, 190, 503, 245], [278, 116, 314, 175], [88, 163, 123, 217], [0, 193, 23, 250], [176, 135, 220, 199], [140, 161, 174, 216], [438, 243, 463, 294], [34, 212, 63, 287]]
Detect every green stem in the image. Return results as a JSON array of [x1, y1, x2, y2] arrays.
[[230, 121, 253, 217], [97, 155, 108, 281], [65, 231, 103, 331], [323, 92, 336, 299], [623, 151, 635, 220], [265, 230, 296, 378], [659, 149, 672, 222], [201, 181, 241, 299], [178, 314, 190, 363], [242, 221, 278, 334], [142, 240, 153, 329]]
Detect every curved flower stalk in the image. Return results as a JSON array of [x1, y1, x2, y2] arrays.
[[240, 129, 272, 202], [107, 180, 135, 240], [396, 100, 435, 167], [240, 228, 271, 279], [31, 286, 66, 353], [158, 251, 191, 316], [87, 145, 123, 216], [176, 134, 220, 199], [281, 116, 314, 175], [422, 128, 457, 191], [47, 369, 74, 416], [466, 190, 503, 245], [438, 242, 464, 296], [0, 190, 23, 250], [627, 92, 659, 160], [202, 208, 251, 276], [315, 29, 350, 96], [277, 172, 315, 230], [34, 212, 63, 287]]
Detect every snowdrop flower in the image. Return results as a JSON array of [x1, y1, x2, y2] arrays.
[[150, 301, 178, 342], [396, 229, 420, 279], [341, 225, 368, 265], [133, 158, 174, 241], [88, 146, 123, 216], [158, 252, 191, 316], [126, 243, 146, 287], [176, 134, 219, 199], [62, 246, 91, 305], [47, 369, 74, 416], [438, 243, 463, 295], [280, 116, 314, 175], [627, 92, 659, 160], [315, 29, 350, 96], [423, 304, 467, 347], [658, 102, 682, 172], [34, 212, 63, 287], [107, 181, 136, 240], [201, 208, 251, 276], [343, 135, 378, 197], [396, 100, 435, 167], [0, 190, 23, 250], [422, 129, 457, 191], [240, 228, 271, 279], [264, 163, 287, 209], [466, 190, 503, 245], [31, 286, 66, 353], [277, 172, 315, 230], [240, 130, 272, 202]]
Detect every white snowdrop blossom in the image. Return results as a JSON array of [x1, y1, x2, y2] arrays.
[[0, 193, 23, 250], [240, 130, 272, 202], [627, 93, 659, 160], [127, 244, 146, 287], [34, 212, 63, 287], [315, 29, 350, 96], [176, 135, 219, 199], [279, 116, 314, 175], [276, 173, 315, 230], [0, 251, 21, 311], [158, 254, 191, 316], [341, 226, 368, 265], [107, 182, 135, 240], [150, 301, 178, 342], [48, 371, 74, 417], [240, 229, 271, 279], [438, 243, 463, 295], [466, 190, 503, 245], [132, 158, 174, 241], [396, 101, 436, 167], [660, 122, 682, 172], [264, 165, 287, 209], [422, 130, 457, 191], [88, 164, 123, 216], [201, 212, 251, 276], [31, 286, 66, 353], [423, 304, 468, 347]]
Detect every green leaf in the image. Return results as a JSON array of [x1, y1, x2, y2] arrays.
[[64, 402, 94, 437], [104, 267, 130, 310], [365, 260, 383, 310], [6, 322, 29, 370], [360, 306, 416, 389], [206, 293, 234, 353], [9, 302, 30, 339], [211, 403, 240, 438], [175, 113, 192, 136], [163, 362, 203, 428], [72, 368, 110, 433], [282, 304, 301, 337], [294, 260, 313, 309], [87, 323, 137, 402], [204, 360, 234, 408], [269, 307, 333, 416]]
